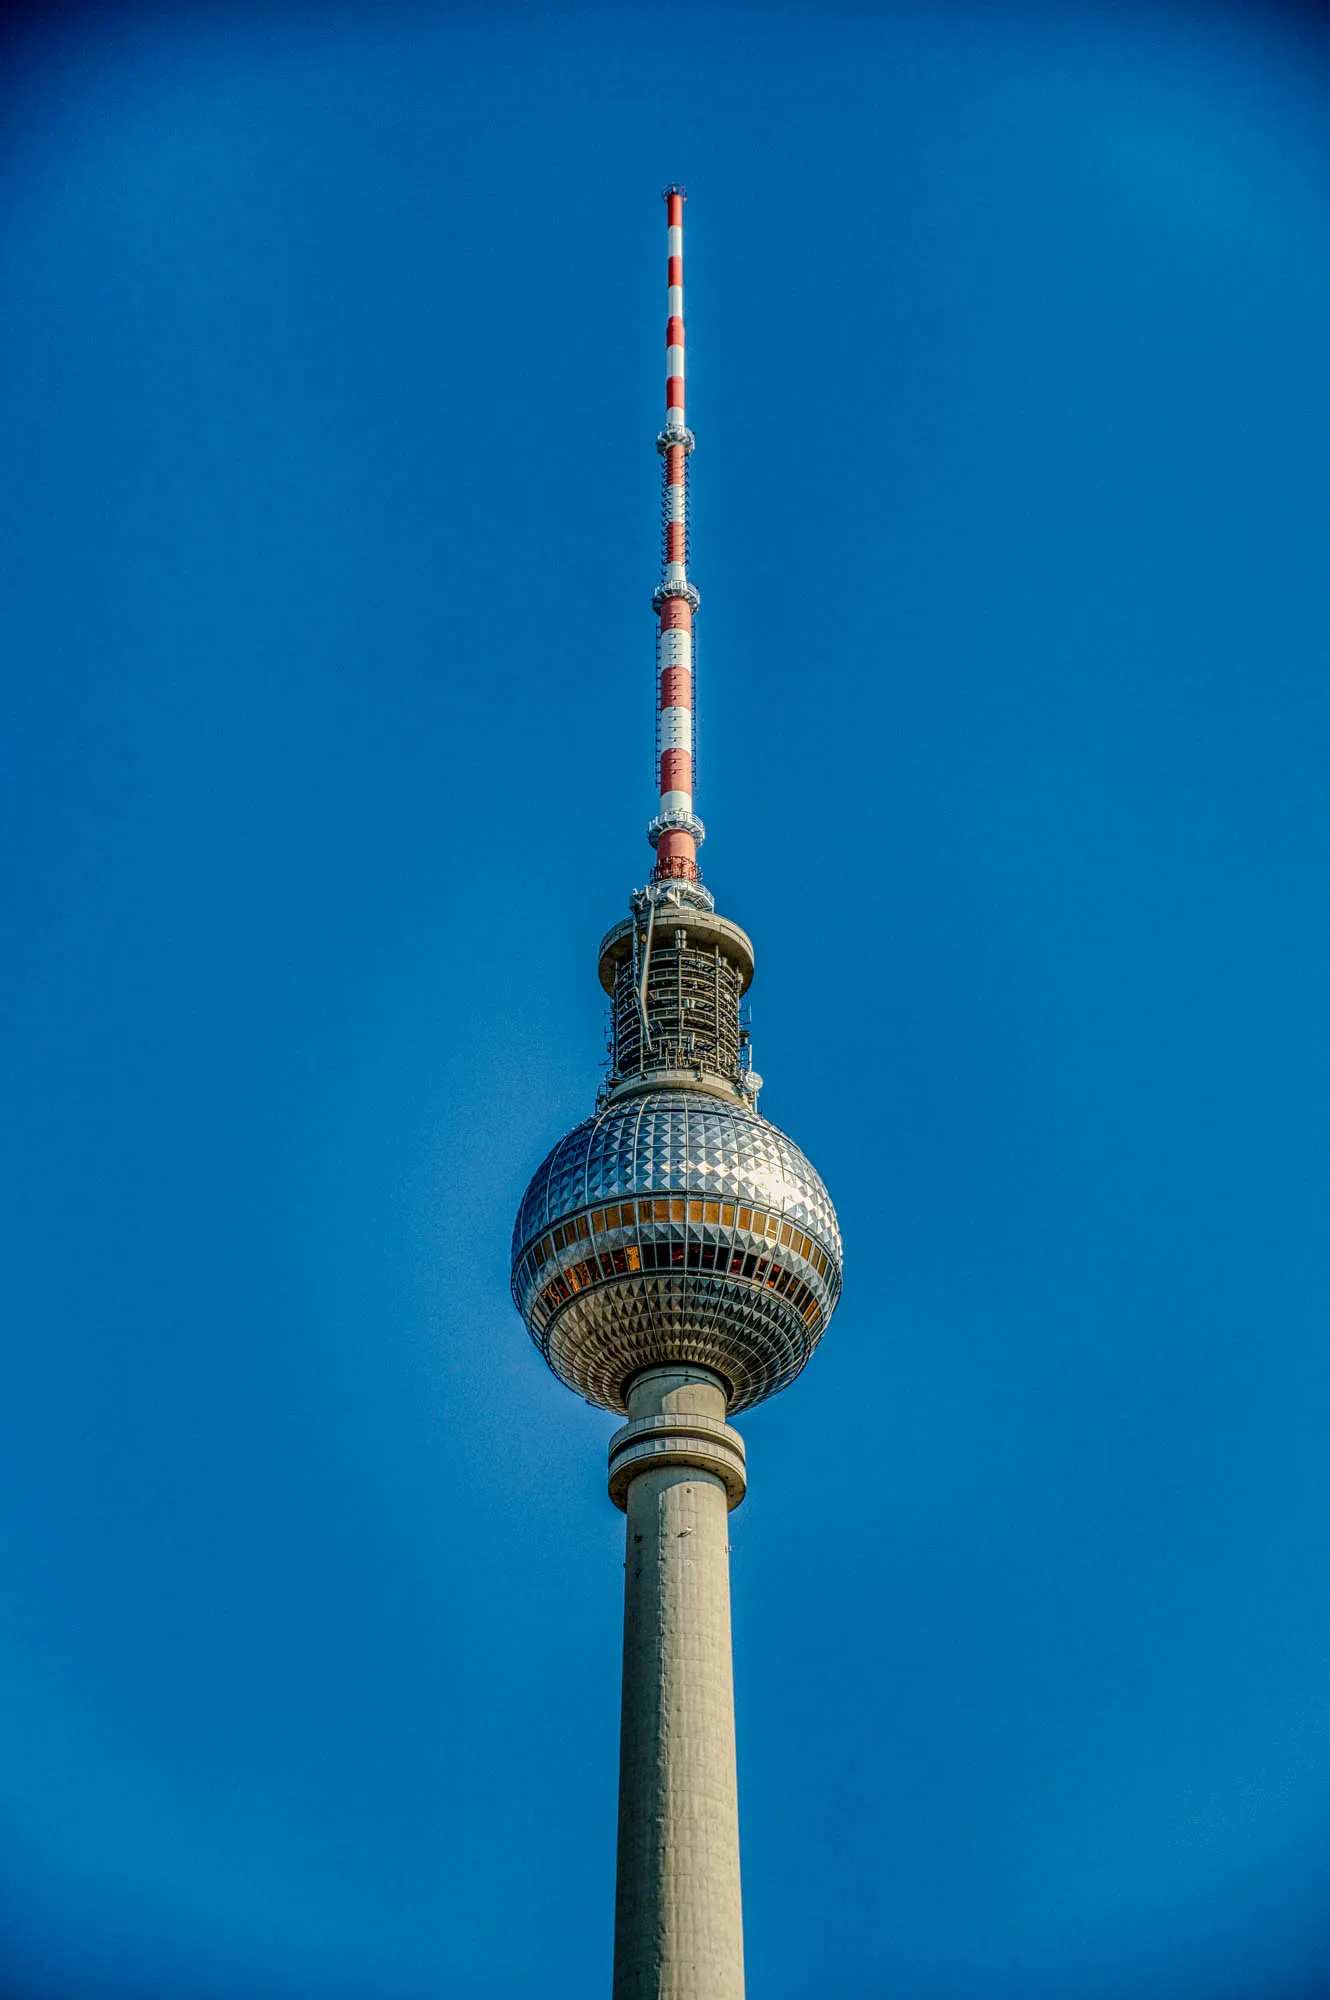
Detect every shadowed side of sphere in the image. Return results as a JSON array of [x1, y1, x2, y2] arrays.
[[511, 1091, 843, 1413]]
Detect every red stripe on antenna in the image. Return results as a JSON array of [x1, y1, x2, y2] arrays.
[[660, 664, 691, 707]]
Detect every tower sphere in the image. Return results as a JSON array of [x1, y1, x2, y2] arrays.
[[511, 1090, 842, 1414]]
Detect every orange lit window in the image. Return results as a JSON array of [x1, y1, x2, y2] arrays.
[[780, 1223, 793, 1247], [575, 1215, 590, 1240], [688, 1198, 703, 1222], [670, 1198, 685, 1221], [737, 1206, 752, 1230], [704, 1201, 720, 1224], [721, 1203, 735, 1226], [625, 1245, 641, 1271]]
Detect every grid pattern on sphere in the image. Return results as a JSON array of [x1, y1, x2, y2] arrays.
[[513, 1093, 840, 1254], [539, 1266, 825, 1412], [511, 1092, 842, 1412]]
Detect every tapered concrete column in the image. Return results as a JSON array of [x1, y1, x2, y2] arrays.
[[608, 1365, 747, 2000]]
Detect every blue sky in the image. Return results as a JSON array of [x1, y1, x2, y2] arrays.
[[5, 2, 1330, 1994]]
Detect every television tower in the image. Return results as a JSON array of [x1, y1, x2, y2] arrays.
[[512, 189, 843, 2000]]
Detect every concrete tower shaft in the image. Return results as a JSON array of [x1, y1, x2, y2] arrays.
[[611, 1367, 746, 2000]]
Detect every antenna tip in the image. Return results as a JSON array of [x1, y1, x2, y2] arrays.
[[662, 184, 688, 201]]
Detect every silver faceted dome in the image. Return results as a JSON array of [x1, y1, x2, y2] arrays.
[[511, 1090, 843, 1413]]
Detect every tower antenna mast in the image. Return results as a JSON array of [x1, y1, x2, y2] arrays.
[[650, 185, 708, 902]]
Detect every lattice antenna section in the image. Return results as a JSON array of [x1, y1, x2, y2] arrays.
[[612, 927, 744, 1085]]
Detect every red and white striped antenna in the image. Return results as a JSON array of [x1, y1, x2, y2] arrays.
[[648, 186, 711, 910]]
